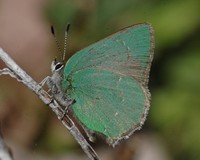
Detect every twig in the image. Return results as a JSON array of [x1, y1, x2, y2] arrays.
[[0, 48, 100, 160], [0, 133, 13, 160]]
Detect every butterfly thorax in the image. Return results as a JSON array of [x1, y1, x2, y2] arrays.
[[47, 60, 74, 109]]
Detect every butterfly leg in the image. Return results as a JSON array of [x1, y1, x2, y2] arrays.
[[38, 76, 54, 95], [60, 99, 76, 120], [46, 98, 68, 120], [39, 76, 50, 87]]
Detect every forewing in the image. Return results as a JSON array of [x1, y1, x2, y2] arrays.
[[64, 23, 154, 86]]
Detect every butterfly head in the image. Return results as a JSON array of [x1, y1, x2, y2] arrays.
[[50, 24, 70, 74], [51, 58, 64, 73]]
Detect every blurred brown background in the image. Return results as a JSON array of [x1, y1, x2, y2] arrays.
[[0, 0, 200, 160]]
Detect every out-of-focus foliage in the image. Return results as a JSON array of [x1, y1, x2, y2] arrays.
[[0, 0, 200, 159]]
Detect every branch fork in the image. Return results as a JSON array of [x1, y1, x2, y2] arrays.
[[0, 48, 100, 160]]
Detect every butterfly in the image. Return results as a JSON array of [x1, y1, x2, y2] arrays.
[[45, 23, 154, 147]]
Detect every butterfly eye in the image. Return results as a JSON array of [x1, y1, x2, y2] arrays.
[[55, 63, 64, 71]]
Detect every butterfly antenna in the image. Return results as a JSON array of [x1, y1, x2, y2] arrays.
[[51, 25, 62, 60], [62, 23, 70, 62]]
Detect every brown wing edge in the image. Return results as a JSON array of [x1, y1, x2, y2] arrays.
[[105, 23, 155, 147]]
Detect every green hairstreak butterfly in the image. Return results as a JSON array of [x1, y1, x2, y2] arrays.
[[46, 23, 154, 147]]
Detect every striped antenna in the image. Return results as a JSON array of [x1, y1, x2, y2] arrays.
[[62, 23, 70, 62], [51, 26, 62, 60]]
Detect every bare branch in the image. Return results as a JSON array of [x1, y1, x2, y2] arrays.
[[0, 134, 13, 160], [0, 68, 23, 82], [0, 48, 100, 160]]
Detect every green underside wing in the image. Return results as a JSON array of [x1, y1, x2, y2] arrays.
[[61, 23, 154, 146]]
